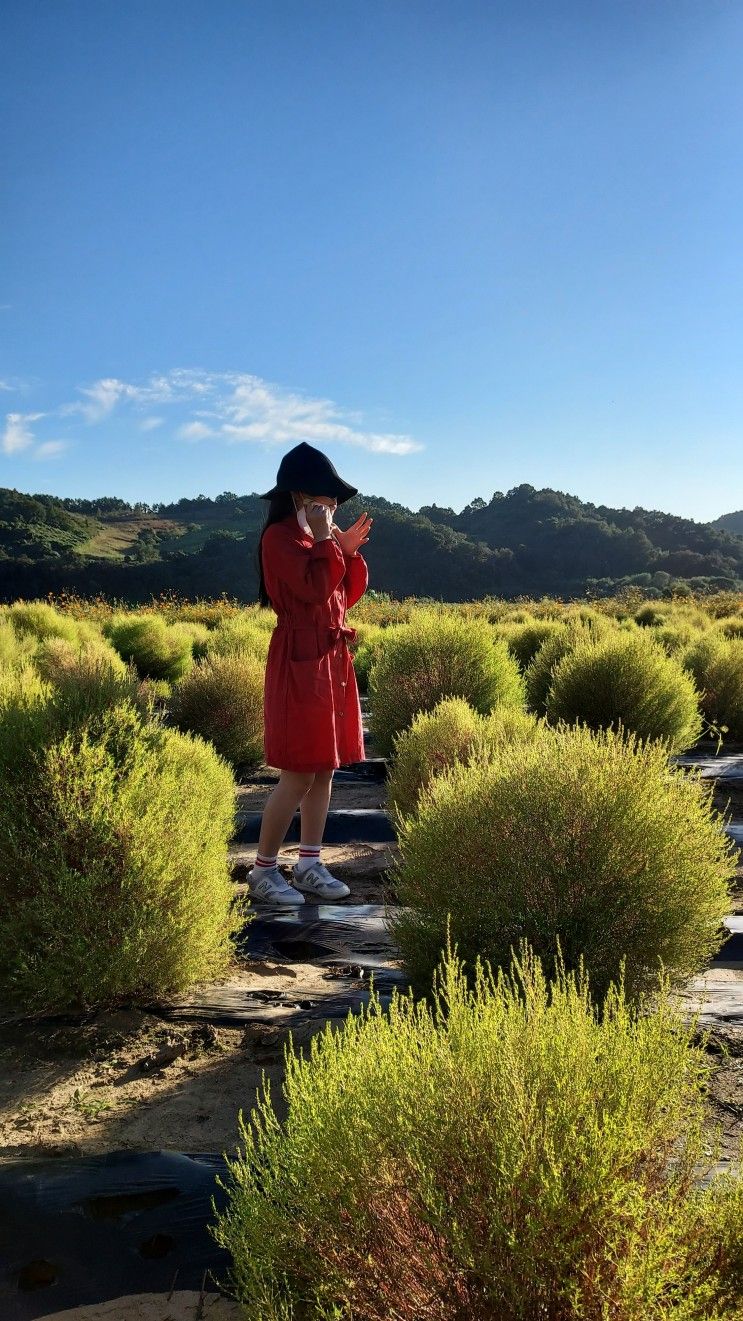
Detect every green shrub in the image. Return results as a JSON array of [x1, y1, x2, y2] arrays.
[[388, 697, 541, 823], [0, 617, 37, 671], [545, 630, 703, 752], [0, 675, 242, 1011], [387, 697, 484, 821], [168, 651, 265, 769], [368, 612, 525, 758], [103, 612, 195, 683], [523, 622, 587, 716], [350, 623, 391, 694], [5, 600, 83, 644], [635, 603, 668, 627], [172, 620, 212, 658], [206, 615, 271, 662], [390, 721, 734, 1003], [650, 622, 700, 656], [31, 636, 154, 723], [213, 943, 743, 1321], [714, 615, 743, 641], [498, 618, 563, 670], [682, 635, 743, 741]]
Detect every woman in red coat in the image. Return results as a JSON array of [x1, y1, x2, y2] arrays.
[[248, 442, 373, 907]]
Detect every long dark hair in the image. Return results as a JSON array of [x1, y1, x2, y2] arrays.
[[256, 490, 296, 608]]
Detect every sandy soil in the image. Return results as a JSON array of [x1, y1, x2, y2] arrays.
[[0, 848, 399, 1161]]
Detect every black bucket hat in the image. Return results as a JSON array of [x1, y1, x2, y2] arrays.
[[259, 441, 358, 504]]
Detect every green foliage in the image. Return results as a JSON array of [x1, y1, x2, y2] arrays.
[[170, 620, 212, 658], [387, 697, 484, 822], [714, 615, 743, 641], [205, 615, 271, 662], [368, 610, 525, 758], [212, 943, 743, 1321], [523, 621, 590, 716], [168, 651, 265, 769], [350, 623, 394, 693], [682, 635, 743, 741], [0, 616, 37, 671], [635, 603, 669, 627], [0, 672, 242, 1011], [5, 600, 85, 645], [545, 630, 704, 752], [497, 617, 564, 670], [387, 696, 540, 823], [650, 622, 700, 656], [390, 721, 734, 1004], [31, 635, 154, 723], [103, 612, 196, 682]]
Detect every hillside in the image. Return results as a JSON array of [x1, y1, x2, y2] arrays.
[[1, 483, 742, 604], [711, 509, 743, 537]]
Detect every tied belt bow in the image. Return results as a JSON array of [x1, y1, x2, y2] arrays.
[[275, 619, 357, 649]]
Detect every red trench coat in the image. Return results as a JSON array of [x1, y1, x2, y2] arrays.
[[260, 512, 369, 772]]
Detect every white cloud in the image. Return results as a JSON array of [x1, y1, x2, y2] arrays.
[[9, 368, 424, 460], [178, 420, 217, 441], [62, 377, 140, 422], [33, 440, 69, 460], [2, 411, 45, 455], [198, 370, 423, 455]]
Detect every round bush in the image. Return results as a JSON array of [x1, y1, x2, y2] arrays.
[[0, 678, 242, 1011], [650, 622, 700, 657], [6, 600, 83, 644], [104, 613, 195, 683], [498, 618, 563, 671], [171, 620, 212, 658], [388, 698, 541, 823], [168, 651, 265, 769], [213, 944, 743, 1321], [349, 623, 389, 694], [545, 630, 703, 751], [682, 635, 743, 741], [205, 615, 270, 663], [390, 721, 734, 1004], [523, 622, 588, 716], [635, 603, 668, 627], [0, 617, 37, 671], [388, 697, 484, 822], [369, 612, 525, 758], [714, 615, 743, 641], [32, 636, 154, 724]]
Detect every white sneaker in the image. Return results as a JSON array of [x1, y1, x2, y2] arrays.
[[291, 860, 351, 899], [247, 865, 305, 906]]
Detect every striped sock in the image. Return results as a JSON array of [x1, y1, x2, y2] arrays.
[[254, 851, 279, 871], [295, 843, 322, 874]]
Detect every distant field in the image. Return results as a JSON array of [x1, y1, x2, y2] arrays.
[[75, 512, 263, 559], [75, 518, 189, 559]]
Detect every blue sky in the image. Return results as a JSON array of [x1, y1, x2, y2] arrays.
[[2, 0, 743, 522]]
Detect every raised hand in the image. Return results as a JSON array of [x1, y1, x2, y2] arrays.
[[331, 512, 373, 556]]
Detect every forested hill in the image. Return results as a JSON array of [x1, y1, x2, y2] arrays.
[[711, 509, 743, 537], [1, 483, 741, 604]]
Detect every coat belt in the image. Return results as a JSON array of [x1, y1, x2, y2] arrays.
[[274, 620, 357, 647]]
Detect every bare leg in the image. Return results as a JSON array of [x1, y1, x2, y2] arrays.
[[257, 769, 315, 857], [299, 768, 334, 845]]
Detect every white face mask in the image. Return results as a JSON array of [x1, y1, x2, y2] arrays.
[[295, 502, 312, 535]]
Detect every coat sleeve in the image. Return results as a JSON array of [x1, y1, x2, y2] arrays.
[[343, 550, 369, 609], [263, 525, 347, 605]]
